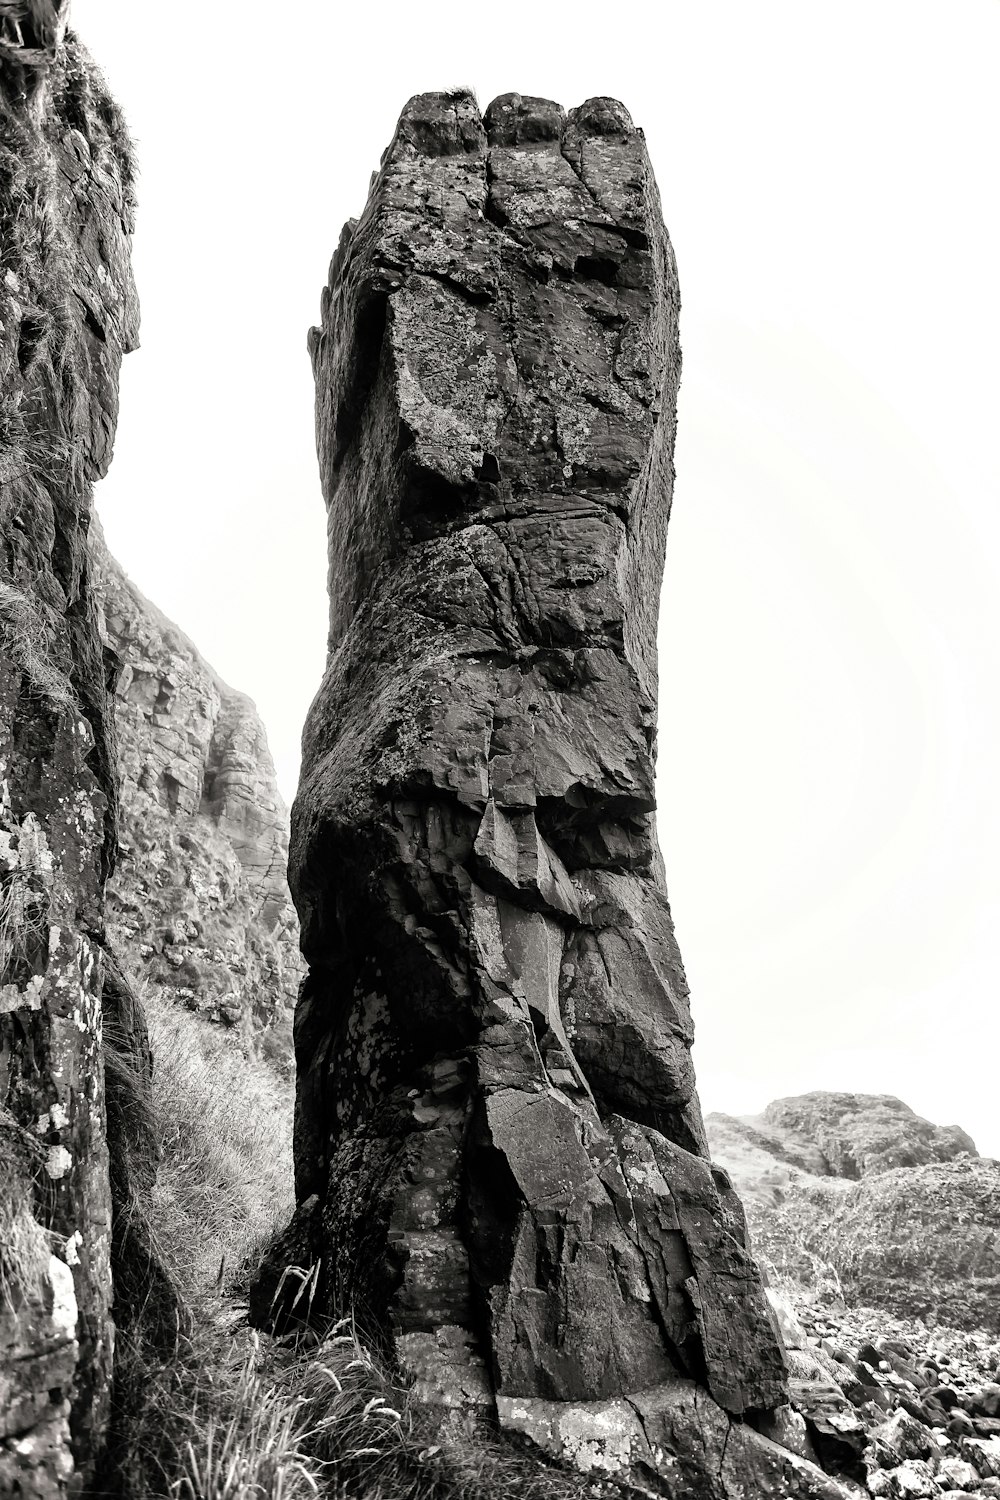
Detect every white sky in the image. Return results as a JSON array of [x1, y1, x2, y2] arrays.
[[72, 1, 1000, 1154]]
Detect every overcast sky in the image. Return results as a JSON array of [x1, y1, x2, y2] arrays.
[[72, 1, 1000, 1154]]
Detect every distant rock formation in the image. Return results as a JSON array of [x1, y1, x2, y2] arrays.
[[708, 1094, 998, 1333], [0, 13, 169, 1494], [707, 1093, 978, 1205], [91, 524, 302, 1037], [254, 90, 851, 1498]]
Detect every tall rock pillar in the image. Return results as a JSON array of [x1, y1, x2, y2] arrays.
[[261, 91, 842, 1497]]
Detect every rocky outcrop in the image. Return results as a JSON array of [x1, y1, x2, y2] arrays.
[[0, 14, 167, 1494], [708, 1097, 998, 1335], [253, 89, 852, 1497], [91, 523, 302, 1037], [724, 1094, 978, 1184]]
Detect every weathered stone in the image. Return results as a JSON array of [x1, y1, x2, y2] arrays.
[[0, 1114, 78, 1497], [250, 89, 830, 1496], [936, 1456, 979, 1489], [871, 1407, 936, 1464], [500, 1383, 852, 1499], [960, 1433, 1000, 1479], [768, 1286, 809, 1350], [871, 1459, 941, 1498]]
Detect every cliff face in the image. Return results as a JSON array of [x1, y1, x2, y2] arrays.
[[0, 12, 155, 1494], [254, 90, 847, 1497], [91, 526, 302, 1038]]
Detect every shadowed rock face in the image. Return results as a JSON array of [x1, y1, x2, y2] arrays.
[[251, 90, 846, 1495]]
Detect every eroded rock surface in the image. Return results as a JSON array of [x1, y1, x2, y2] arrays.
[[91, 524, 302, 1038], [0, 13, 161, 1494], [253, 89, 832, 1496]]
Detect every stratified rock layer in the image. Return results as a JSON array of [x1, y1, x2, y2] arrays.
[[256, 90, 840, 1497], [0, 15, 156, 1495], [91, 524, 302, 1038]]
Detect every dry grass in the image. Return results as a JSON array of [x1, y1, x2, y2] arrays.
[[168, 1336, 320, 1500], [141, 985, 295, 1297], [93, 987, 296, 1497], [165, 1318, 618, 1500]]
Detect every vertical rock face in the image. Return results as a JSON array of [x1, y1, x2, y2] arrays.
[[0, 14, 145, 1494], [259, 90, 828, 1495], [91, 526, 302, 1037]]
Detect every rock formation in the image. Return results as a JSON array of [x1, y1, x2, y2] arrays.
[[91, 524, 302, 1039], [706, 1092, 979, 1207], [708, 1095, 999, 1335], [712, 1093, 978, 1186], [255, 89, 849, 1497], [0, 14, 168, 1494]]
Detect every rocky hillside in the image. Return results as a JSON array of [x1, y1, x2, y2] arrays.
[[707, 1094, 1000, 1334], [708, 1093, 977, 1206], [91, 523, 302, 1041]]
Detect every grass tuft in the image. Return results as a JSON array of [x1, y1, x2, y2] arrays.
[[0, 579, 77, 711], [0, 1107, 50, 1315]]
